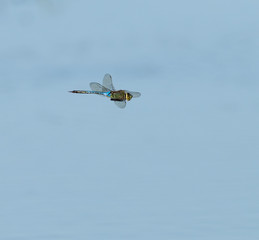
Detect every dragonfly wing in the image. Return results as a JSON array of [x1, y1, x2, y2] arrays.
[[115, 101, 126, 109], [126, 91, 141, 98], [90, 82, 110, 92], [103, 74, 115, 91]]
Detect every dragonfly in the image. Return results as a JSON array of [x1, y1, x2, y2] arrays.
[[69, 74, 141, 108]]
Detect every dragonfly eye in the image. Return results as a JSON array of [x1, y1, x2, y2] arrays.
[[126, 93, 133, 101]]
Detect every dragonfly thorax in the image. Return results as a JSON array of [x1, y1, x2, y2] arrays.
[[110, 90, 133, 101]]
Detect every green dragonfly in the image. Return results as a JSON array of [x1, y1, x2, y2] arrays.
[[69, 74, 141, 108]]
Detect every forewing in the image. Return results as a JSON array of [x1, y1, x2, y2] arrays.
[[115, 101, 126, 109], [103, 74, 115, 91], [126, 91, 141, 98], [90, 82, 110, 92]]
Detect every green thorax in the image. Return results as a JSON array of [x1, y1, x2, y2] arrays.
[[110, 90, 127, 101]]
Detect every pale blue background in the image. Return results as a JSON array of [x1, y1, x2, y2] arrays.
[[0, 0, 259, 239]]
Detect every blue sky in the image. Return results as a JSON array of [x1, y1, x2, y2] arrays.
[[0, 1, 259, 239]]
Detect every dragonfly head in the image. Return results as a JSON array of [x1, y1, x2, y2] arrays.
[[126, 92, 133, 101]]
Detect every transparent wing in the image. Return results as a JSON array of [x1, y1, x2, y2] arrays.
[[90, 82, 111, 92], [103, 74, 115, 91], [126, 91, 141, 98], [115, 101, 126, 109]]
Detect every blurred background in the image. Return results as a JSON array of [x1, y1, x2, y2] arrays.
[[0, 0, 259, 239]]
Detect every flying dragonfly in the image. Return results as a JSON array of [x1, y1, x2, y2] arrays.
[[69, 74, 141, 108]]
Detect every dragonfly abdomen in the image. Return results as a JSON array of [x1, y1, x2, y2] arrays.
[[69, 90, 88, 94], [69, 90, 111, 97]]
